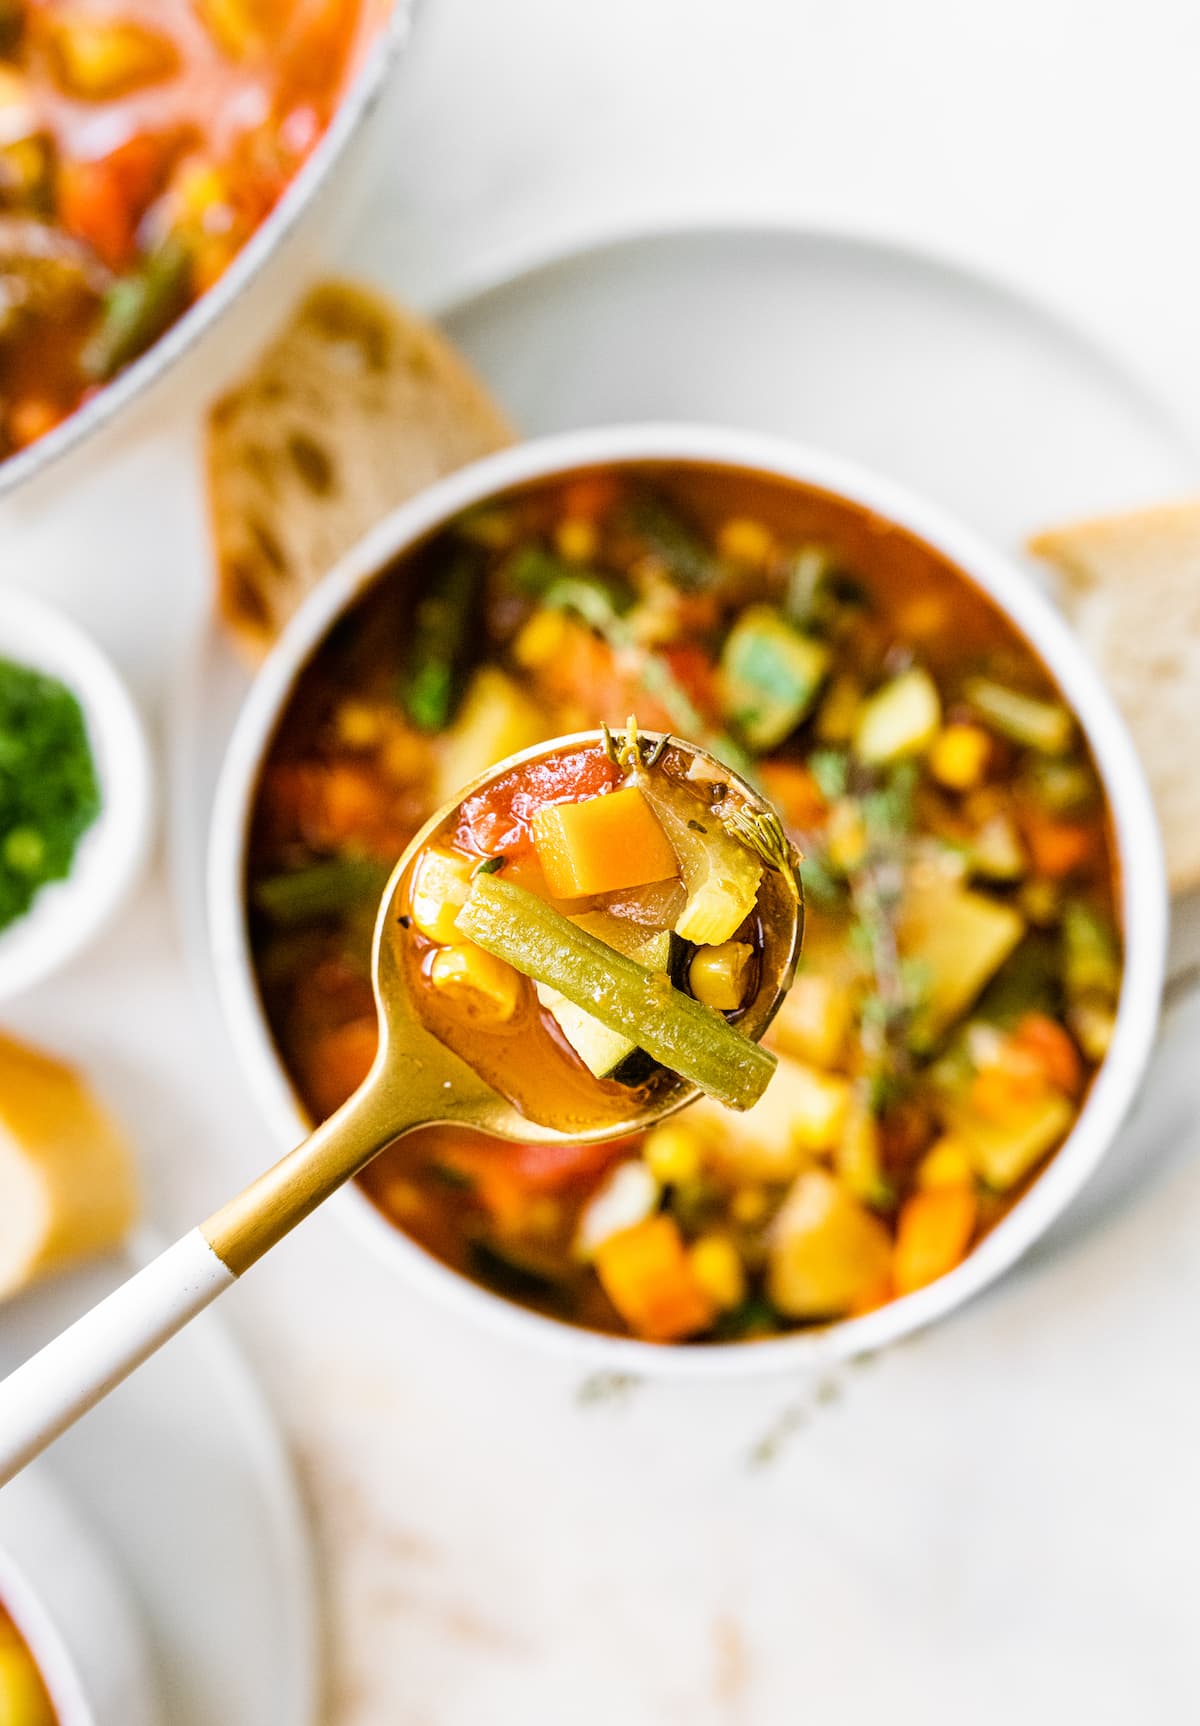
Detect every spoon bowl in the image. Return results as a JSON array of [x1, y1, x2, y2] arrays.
[[0, 726, 800, 1475], [203, 726, 802, 1272]]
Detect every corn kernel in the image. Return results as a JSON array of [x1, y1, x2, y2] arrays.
[[643, 1124, 702, 1185], [815, 673, 862, 744], [731, 1184, 770, 1226], [688, 1234, 747, 1310], [409, 846, 476, 945], [335, 700, 385, 749], [916, 1137, 974, 1189], [428, 944, 521, 1024], [513, 609, 570, 671], [827, 799, 867, 872], [688, 941, 753, 1011], [554, 517, 598, 564], [717, 515, 775, 569], [49, 20, 178, 99], [929, 723, 990, 792]]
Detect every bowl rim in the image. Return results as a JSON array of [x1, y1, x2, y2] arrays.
[[0, 0, 418, 501], [0, 589, 154, 1001], [208, 422, 1168, 1378], [0, 1467, 160, 1726]]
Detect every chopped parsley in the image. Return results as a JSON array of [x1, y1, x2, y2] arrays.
[[0, 659, 101, 931]]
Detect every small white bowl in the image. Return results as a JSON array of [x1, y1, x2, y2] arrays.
[[0, 591, 153, 1001], [209, 424, 1168, 1378], [0, 1467, 160, 1725]]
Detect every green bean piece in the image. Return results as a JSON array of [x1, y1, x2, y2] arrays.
[[455, 874, 777, 1111], [507, 546, 634, 615], [400, 541, 487, 731], [626, 494, 722, 591], [253, 856, 389, 926], [963, 677, 1073, 755], [82, 234, 193, 382]]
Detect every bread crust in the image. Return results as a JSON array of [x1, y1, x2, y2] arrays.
[[1030, 499, 1200, 893], [208, 279, 514, 657]]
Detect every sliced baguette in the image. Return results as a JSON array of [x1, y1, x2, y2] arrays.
[[0, 1031, 138, 1300], [208, 279, 514, 656], [1029, 501, 1200, 891]]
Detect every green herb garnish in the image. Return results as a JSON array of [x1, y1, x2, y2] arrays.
[[0, 659, 101, 931]]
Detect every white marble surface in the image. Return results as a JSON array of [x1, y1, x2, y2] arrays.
[[3, 1, 1200, 1721]]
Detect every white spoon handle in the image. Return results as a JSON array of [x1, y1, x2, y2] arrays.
[[0, 1231, 234, 1486]]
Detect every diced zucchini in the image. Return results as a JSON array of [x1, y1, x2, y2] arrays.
[[969, 813, 1027, 882], [434, 667, 547, 801], [1062, 900, 1121, 1003], [853, 667, 941, 765], [630, 768, 761, 946], [963, 677, 1073, 755], [766, 1168, 892, 1319], [718, 605, 831, 751], [941, 1088, 1074, 1191], [536, 913, 671, 1079], [900, 870, 1025, 1045], [834, 1095, 890, 1207]]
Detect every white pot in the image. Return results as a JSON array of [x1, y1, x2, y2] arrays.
[[208, 424, 1168, 1378]]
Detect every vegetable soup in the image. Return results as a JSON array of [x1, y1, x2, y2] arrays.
[[0, 0, 382, 460], [246, 462, 1122, 1344]]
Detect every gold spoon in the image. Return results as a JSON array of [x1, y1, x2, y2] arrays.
[[0, 730, 802, 1483]]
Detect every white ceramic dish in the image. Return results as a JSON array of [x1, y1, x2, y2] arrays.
[[207, 421, 1168, 1377], [0, 590, 153, 1001], [0, 1467, 160, 1726], [0, 1231, 319, 1726]]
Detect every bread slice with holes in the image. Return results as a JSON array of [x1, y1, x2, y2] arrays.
[[208, 279, 514, 656], [1029, 501, 1200, 891]]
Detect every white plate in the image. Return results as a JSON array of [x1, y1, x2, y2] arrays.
[[170, 219, 1195, 984], [0, 1232, 318, 1726]]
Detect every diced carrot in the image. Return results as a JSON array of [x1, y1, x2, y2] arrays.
[[455, 749, 622, 858], [58, 133, 177, 271], [1011, 1011, 1083, 1098], [593, 1215, 716, 1341], [759, 760, 827, 829], [561, 473, 623, 522], [315, 764, 383, 848], [302, 1016, 377, 1119], [893, 1185, 978, 1295], [1021, 813, 1095, 879], [847, 1269, 894, 1316], [532, 786, 678, 898], [969, 1061, 1045, 1122]]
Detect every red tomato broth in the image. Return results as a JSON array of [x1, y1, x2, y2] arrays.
[[245, 460, 1123, 1342]]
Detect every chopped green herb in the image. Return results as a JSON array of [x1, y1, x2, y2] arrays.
[[0, 658, 100, 932]]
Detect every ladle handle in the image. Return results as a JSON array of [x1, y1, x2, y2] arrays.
[[0, 1231, 233, 1484], [0, 1078, 409, 1486]]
